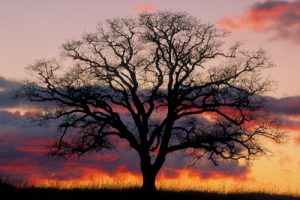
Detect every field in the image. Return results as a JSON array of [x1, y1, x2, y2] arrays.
[[1, 180, 300, 200]]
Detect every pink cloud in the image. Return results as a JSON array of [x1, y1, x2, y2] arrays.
[[218, 0, 300, 43], [132, 2, 158, 13], [15, 139, 49, 153]]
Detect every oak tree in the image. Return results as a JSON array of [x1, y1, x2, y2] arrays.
[[18, 11, 283, 192]]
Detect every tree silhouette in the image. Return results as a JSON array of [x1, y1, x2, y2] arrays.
[[18, 11, 283, 192]]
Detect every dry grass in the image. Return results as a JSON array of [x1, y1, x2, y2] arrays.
[[1, 176, 300, 200], [29, 176, 300, 197]]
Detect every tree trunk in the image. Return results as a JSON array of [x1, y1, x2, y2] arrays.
[[140, 152, 159, 193], [141, 169, 157, 193], [139, 146, 166, 193]]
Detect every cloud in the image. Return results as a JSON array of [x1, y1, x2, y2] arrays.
[[295, 135, 300, 143], [0, 76, 299, 186], [132, 2, 158, 13], [0, 129, 140, 182], [0, 109, 140, 181], [218, 0, 300, 43], [163, 151, 250, 180], [265, 96, 300, 116], [0, 76, 21, 109], [264, 96, 300, 130], [0, 109, 251, 184]]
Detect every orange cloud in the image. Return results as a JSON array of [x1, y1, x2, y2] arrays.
[[218, 0, 300, 43], [158, 167, 251, 182], [218, 4, 287, 30], [294, 135, 300, 145], [132, 2, 158, 13]]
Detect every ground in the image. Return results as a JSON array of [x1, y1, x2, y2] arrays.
[[1, 182, 300, 200]]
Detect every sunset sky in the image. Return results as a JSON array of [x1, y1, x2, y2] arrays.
[[1, 0, 300, 194]]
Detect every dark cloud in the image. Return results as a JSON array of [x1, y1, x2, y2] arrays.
[[0, 109, 250, 183], [252, 0, 288, 10], [0, 109, 139, 180], [0, 76, 21, 108], [0, 75, 299, 184], [0, 76, 19, 90], [264, 96, 300, 131], [265, 96, 300, 116]]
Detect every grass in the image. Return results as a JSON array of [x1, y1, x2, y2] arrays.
[[1, 181, 300, 200]]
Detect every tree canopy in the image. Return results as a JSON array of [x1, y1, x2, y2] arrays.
[[18, 11, 283, 192]]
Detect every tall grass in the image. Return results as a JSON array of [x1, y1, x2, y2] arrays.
[[27, 176, 300, 197], [1, 175, 300, 199]]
